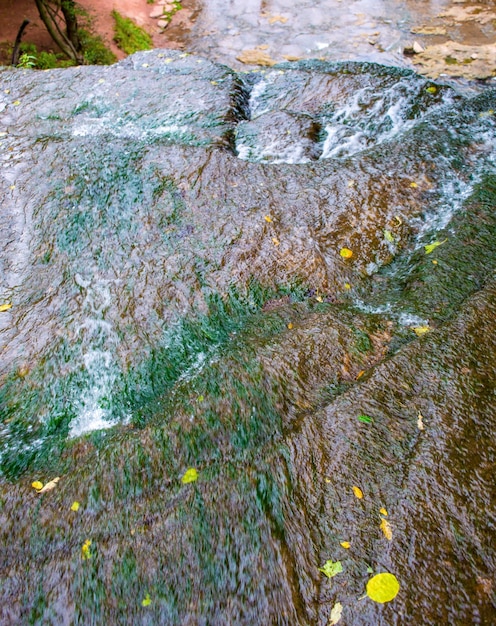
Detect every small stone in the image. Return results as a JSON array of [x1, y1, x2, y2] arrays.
[[157, 19, 169, 29], [413, 41, 425, 54], [149, 6, 165, 18]]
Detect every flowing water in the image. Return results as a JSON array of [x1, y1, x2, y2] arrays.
[[0, 20, 495, 626]]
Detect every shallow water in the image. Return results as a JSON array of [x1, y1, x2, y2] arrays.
[[0, 47, 496, 624], [181, 0, 496, 78]]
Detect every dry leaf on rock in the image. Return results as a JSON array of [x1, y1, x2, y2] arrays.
[[236, 49, 278, 66], [352, 486, 364, 499], [329, 602, 343, 624], [36, 477, 60, 493], [380, 517, 393, 540]]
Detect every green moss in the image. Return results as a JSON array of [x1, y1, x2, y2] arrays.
[[112, 10, 153, 55], [79, 29, 117, 65]]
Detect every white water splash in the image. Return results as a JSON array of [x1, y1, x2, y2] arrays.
[[68, 273, 121, 437]]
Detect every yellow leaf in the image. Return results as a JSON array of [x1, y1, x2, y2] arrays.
[[264, 215, 273, 223], [13, 100, 20, 106], [344, 283, 351, 290], [417, 412, 425, 430], [0, 303, 12, 312], [9, 185, 15, 191], [356, 370, 365, 380], [347, 180, 355, 188], [340, 541, 351, 549], [352, 486, 364, 499], [316, 295, 323, 302], [409, 182, 418, 188], [384, 229, 395, 243], [31, 481, 43, 490], [329, 601, 343, 625], [36, 477, 60, 493], [98, 79, 105, 83], [272, 237, 280, 246], [81, 539, 92, 559], [339, 248, 353, 259], [181, 468, 198, 484], [412, 325, 430, 336], [366, 572, 400, 603], [379, 507, 388, 516], [287, 322, 293, 329], [380, 518, 392, 541], [426, 86, 437, 94], [424, 239, 446, 254], [71, 501, 80, 512], [142, 593, 152, 607]]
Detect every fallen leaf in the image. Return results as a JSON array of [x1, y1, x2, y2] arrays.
[[379, 507, 388, 516], [358, 414, 373, 424], [329, 601, 343, 625], [339, 248, 353, 259], [36, 477, 60, 493], [347, 180, 355, 188], [31, 481, 43, 490], [9, 185, 15, 191], [409, 181, 418, 188], [264, 215, 273, 223], [380, 518, 393, 541], [412, 26, 446, 36], [319, 559, 343, 578], [417, 412, 425, 430], [181, 468, 198, 484], [287, 322, 293, 329], [344, 283, 351, 290], [384, 229, 395, 243], [268, 15, 288, 24], [424, 239, 447, 254], [412, 325, 430, 336], [0, 303, 12, 312], [316, 295, 323, 302], [352, 486, 364, 499], [81, 539, 92, 559], [366, 572, 400, 603], [356, 370, 365, 380], [13, 100, 21, 106], [71, 501, 80, 512], [272, 237, 280, 246], [340, 541, 351, 549], [142, 593, 152, 607], [236, 49, 278, 66]]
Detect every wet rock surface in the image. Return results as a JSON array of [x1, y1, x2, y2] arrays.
[[1, 50, 496, 624]]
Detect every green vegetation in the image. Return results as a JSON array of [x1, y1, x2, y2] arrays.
[[15, 33, 115, 70], [79, 29, 117, 65], [112, 10, 153, 55]]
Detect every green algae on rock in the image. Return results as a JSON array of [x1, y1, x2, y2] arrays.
[[0, 50, 496, 625]]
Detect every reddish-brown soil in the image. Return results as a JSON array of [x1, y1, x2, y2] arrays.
[[0, 0, 199, 65]]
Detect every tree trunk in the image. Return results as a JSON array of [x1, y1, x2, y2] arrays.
[[11, 19, 30, 66], [60, 0, 82, 54], [34, 0, 84, 64]]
